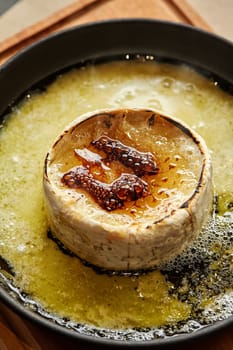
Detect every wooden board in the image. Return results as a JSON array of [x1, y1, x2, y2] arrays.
[[0, 0, 212, 65], [1, 1, 232, 349]]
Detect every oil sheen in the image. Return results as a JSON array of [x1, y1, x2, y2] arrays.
[[0, 60, 232, 337]]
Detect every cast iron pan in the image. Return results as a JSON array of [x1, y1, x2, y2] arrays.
[[0, 19, 232, 349]]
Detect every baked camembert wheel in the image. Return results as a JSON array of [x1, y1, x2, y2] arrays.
[[43, 108, 212, 270]]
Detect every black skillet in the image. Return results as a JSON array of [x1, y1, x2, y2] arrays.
[[0, 19, 232, 349]]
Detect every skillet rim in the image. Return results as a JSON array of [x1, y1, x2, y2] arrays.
[[0, 18, 233, 116]]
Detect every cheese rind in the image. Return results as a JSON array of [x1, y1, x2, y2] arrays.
[[43, 109, 212, 270]]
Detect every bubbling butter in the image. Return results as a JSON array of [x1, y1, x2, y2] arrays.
[[0, 59, 232, 337]]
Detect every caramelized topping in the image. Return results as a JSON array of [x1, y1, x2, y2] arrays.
[[61, 136, 159, 211], [62, 166, 149, 211], [92, 136, 158, 177]]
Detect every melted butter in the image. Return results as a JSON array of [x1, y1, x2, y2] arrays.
[[0, 60, 232, 331]]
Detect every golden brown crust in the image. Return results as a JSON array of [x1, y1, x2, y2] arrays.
[[43, 108, 213, 271]]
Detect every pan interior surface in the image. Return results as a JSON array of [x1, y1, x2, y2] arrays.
[[0, 20, 233, 347]]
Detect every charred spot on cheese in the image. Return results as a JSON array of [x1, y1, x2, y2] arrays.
[[91, 135, 158, 177], [62, 166, 149, 211]]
